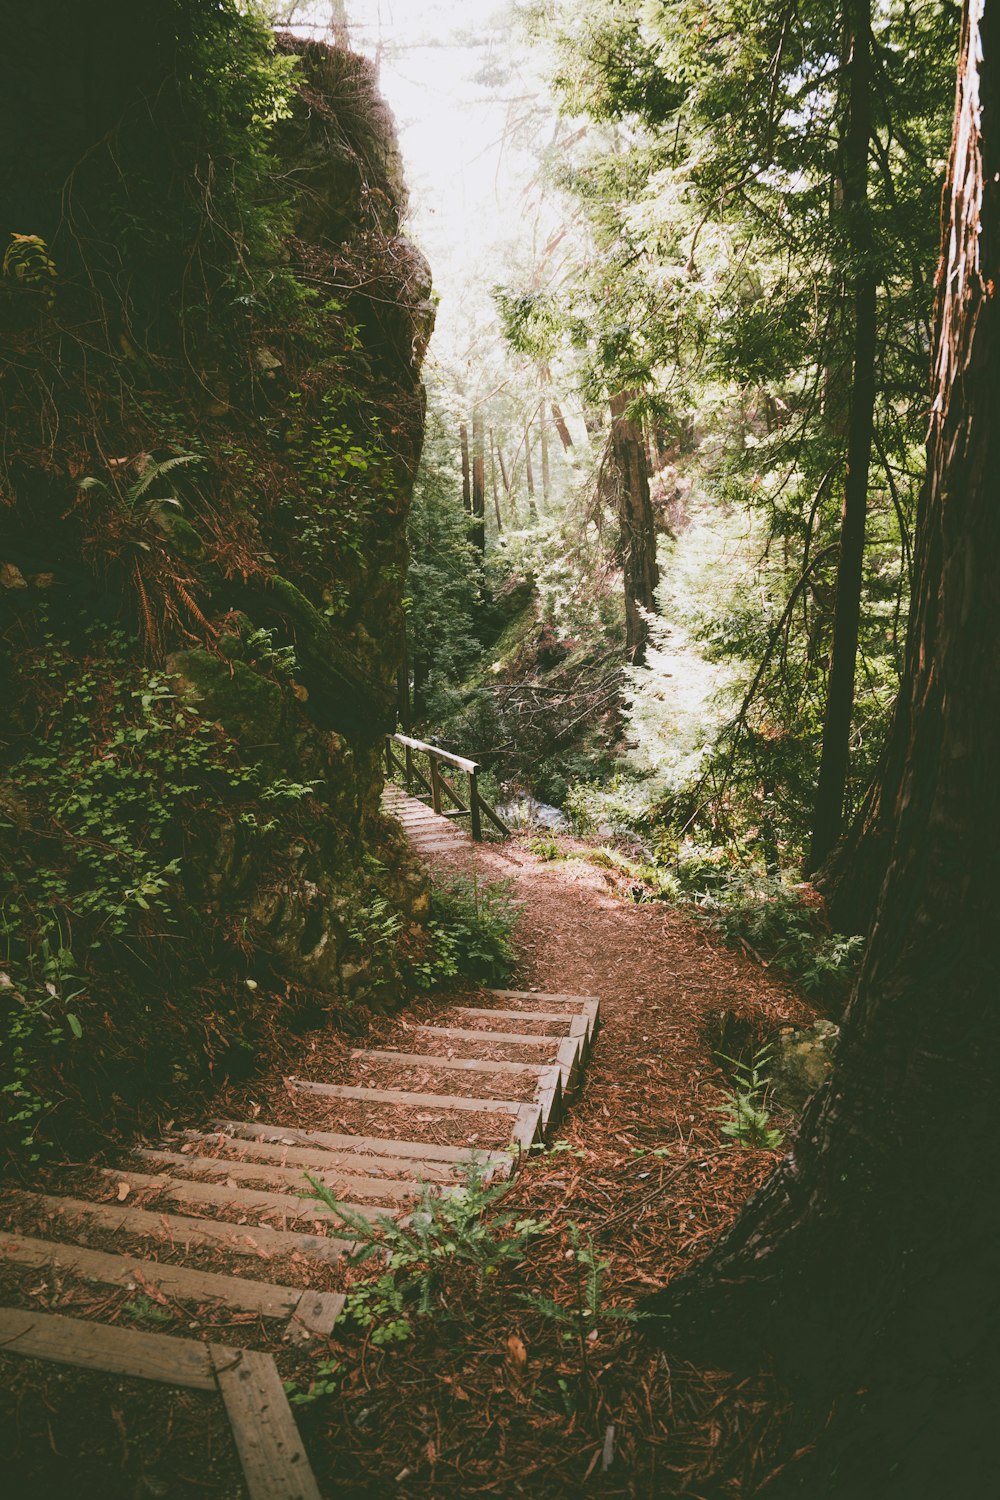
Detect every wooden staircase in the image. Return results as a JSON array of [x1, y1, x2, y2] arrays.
[[0, 989, 599, 1498]]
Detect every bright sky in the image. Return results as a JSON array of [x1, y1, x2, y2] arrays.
[[287, 1, 556, 363]]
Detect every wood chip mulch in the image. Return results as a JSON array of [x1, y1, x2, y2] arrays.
[[289, 834, 818, 1498]]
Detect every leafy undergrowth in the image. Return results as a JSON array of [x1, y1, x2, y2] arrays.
[[412, 875, 521, 990]]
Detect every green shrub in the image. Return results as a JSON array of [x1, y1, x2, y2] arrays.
[[408, 875, 520, 990], [697, 871, 864, 1002]]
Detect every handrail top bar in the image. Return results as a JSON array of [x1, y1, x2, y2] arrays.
[[390, 732, 479, 775]]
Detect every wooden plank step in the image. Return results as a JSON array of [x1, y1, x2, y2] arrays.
[[491, 994, 601, 1034], [210, 1120, 513, 1169], [410, 1026, 587, 1086], [137, 1148, 421, 1204], [282, 1082, 545, 1149], [211, 1345, 321, 1500], [0, 1231, 344, 1338], [344, 1054, 567, 1123], [414, 1024, 565, 1047], [0, 1303, 217, 1390], [351, 1047, 558, 1077], [172, 1130, 478, 1183], [491, 990, 600, 1005], [96, 1168, 385, 1226], [287, 1077, 529, 1116], [15, 1193, 355, 1263], [453, 1005, 596, 1053]]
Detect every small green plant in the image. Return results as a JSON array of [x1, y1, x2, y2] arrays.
[[527, 837, 562, 861], [121, 1294, 176, 1327], [713, 1045, 784, 1150], [3, 232, 57, 306], [303, 1161, 548, 1350], [408, 875, 520, 990], [670, 859, 865, 1002], [284, 1355, 345, 1407]]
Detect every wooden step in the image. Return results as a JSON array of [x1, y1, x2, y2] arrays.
[[212, 1344, 322, 1500], [285, 1084, 544, 1150], [350, 1056, 569, 1116], [0, 1230, 343, 1341], [13, 1192, 355, 1263], [452, 1005, 596, 1054], [173, 1128, 488, 1183], [491, 990, 600, 1005], [0, 1302, 219, 1389], [210, 1120, 515, 1170], [414, 1024, 564, 1047], [384, 1031, 585, 1088], [0, 1308, 321, 1500], [351, 1047, 558, 1077], [96, 1168, 386, 1226], [137, 1148, 422, 1204]]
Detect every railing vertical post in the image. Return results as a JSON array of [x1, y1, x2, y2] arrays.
[[384, 737, 391, 777], [405, 742, 414, 791], [470, 769, 483, 841], [429, 751, 443, 815]]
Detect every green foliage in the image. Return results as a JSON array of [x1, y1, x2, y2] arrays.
[[517, 1221, 635, 1344], [0, 624, 317, 1152], [302, 1161, 549, 1354], [713, 1045, 784, 1151], [408, 876, 520, 990], [689, 865, 865, 1002]]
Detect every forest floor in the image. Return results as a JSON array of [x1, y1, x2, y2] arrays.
[[0, 828, 819, 1498], [289, 830, 817, 1498]]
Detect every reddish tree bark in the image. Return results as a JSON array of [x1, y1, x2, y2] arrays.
[[459, 421, 471, 516], [641, 8, 1000, 1491], [609, 390, 659, 663]]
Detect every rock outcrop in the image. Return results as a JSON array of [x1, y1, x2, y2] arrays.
[[0, 5, 433, 1159]]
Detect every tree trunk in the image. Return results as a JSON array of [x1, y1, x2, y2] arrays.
[[496, 440, 511, 496], [471, 411, 485, 553], [489, 432, 503, 533], [459, 421, 471, 517], [640, 9, 1000, 1490], [550, 399, 574, 452], [524, 420, 537, 521], [539, 403, 551, 504], [609, 390, 659, 663], [807, 0, 878, 875]]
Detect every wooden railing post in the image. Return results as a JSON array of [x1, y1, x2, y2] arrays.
[[469, 769, 483, 841], [429, 752, 443, 815], [404, 742, 414, 791]]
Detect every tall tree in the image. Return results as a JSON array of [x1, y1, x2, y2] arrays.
[[610, 390, 659, 663], [471, 411, 486, 552], [807, 0, 878, 873], [641, 8, 1000, 1489]]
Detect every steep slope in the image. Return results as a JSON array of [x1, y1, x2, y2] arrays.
[[0, 4, 433, 1162]]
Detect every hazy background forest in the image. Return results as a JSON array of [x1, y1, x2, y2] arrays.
[[287, 0, 955, 994]]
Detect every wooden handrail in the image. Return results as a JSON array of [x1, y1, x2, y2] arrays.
[[385, 733, 510, 840], [391, 732, 478, 775]]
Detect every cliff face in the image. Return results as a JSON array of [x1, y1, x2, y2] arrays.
[[0, 5, 433, 1161]]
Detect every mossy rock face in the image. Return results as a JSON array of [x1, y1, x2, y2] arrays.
[[0, 19, 432, 1160], [167, 649, 285, 760]]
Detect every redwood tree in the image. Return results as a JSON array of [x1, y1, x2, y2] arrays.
[[609, 390, 659, 663], [641, 6, 1000, 1490]]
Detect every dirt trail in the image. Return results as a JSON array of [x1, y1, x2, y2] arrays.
[[421, 834, 812, 1288], [0, 811, 817, 1498]]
